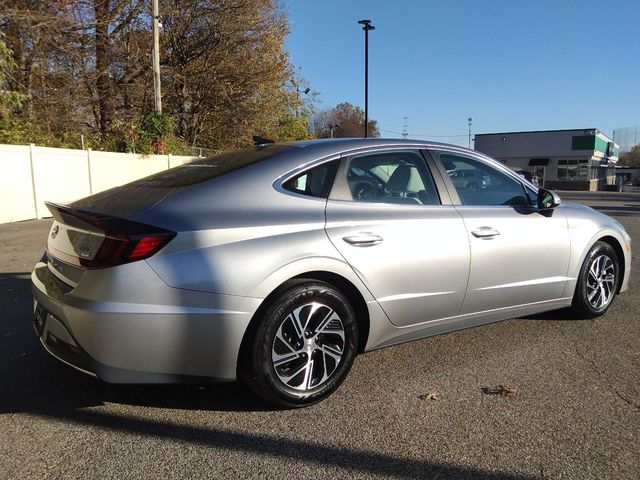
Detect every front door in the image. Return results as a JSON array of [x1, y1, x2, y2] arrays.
[[430, 150, 571, 314]]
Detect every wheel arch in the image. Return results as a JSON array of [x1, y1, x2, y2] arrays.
[[597, 235, 625, 294], [237, 271, 371, 379], [290, 271, 371, 354]]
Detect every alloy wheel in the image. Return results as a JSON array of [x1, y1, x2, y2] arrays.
[[586, 254, 616, 309], [271, 302, 345, 391]]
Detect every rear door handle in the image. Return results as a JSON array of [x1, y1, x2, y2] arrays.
[[343, 234, 383, 247], [471, 227, 500, 239]]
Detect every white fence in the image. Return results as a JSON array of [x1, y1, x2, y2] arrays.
[[0, 144, 198, 224]]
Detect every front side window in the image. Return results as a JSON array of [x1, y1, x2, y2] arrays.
[[345, 150, 440, 205], [283, 160, 338, 198], [435, 152, 532, 206]]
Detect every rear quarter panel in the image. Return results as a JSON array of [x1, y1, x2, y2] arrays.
[[139, 157, 373, 300]]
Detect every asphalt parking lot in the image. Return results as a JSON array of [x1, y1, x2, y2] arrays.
[[1, 191, 638, 479]]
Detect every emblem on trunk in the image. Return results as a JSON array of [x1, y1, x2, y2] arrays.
[[51, 225, 59, 239]]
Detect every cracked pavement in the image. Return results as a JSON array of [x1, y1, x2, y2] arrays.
[[0, 191, 638, 479]]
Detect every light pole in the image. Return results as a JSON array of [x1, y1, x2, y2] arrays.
[[468, 117, 473, 149], [328, 123, 339, 138], [358, 19, 375, 138]]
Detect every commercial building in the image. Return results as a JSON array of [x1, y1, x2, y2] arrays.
[[474, 129, 619, 191], [615, 166, 640, 186]]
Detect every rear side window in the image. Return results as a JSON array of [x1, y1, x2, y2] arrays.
[[283, 160, 338, 198]]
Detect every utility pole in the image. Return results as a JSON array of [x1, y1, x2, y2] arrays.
[[152, 0, 162, 113], [358, 19, 375, 138], [468, 117, 473, 149], [402, 117, 408, 139], [328, 123, 339, 138]]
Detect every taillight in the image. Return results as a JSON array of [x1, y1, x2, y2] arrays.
[[45, 201, 176, 269], [130, 236, 170, 259], [81, 231, 175, 268]]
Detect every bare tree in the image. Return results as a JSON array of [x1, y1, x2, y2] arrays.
[[313, 102, 379, 138], [0, 0, 309, 150]]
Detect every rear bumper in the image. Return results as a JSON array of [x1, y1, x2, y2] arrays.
[[31, 259, 262, 383]]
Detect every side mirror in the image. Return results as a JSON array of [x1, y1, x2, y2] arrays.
[[537, 188, 561, 210]]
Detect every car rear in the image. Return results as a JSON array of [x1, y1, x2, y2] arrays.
[[30, 146, 296, 383]]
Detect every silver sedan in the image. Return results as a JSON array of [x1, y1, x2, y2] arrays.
[[31, 139, 632, 407]]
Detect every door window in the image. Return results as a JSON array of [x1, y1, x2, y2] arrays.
[[345, 150, 440, 205], [436, 153, 532, 206]]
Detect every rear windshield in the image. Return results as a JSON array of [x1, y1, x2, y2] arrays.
[[69, 144, 295, 217], [134, 144, 296, 188]]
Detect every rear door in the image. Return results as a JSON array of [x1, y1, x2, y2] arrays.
[[324, 148, 470, 327], [429, 149, 571, 314]]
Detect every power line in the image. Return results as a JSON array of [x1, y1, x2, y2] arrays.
[[379, 129, 467, 138]]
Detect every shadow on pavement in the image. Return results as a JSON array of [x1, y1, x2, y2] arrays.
[[1, 272, 537, 480], [30, 407, 536, 480], [517, 308, 574, 321], [0, 270, 582, 415]]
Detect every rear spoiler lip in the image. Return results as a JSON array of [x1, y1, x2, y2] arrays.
[[44, 201, 172, 236], [45, 201, 70, 223], [44, 201, 176, 269]]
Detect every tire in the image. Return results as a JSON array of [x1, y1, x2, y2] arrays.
[[569, 241, 619, 319], [240, 280, 359, 408]]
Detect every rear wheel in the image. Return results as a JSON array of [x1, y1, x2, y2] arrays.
[[241, 281, 358, 408], [569, 241, 619, 319]]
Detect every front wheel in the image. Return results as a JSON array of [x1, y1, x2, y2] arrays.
[[240, 281, 359, 408], [569, 241, 619, 319]]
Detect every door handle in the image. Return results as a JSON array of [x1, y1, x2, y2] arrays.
[[471, 227, 500, 239], [343, 234, 383, 247]]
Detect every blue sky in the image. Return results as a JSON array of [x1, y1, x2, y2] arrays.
[[284, 0, 640, 146]]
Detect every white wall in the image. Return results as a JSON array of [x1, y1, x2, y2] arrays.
[[0, 144, 197, 224]]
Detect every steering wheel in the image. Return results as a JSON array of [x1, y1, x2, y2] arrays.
[[353, 182, 377, 201]]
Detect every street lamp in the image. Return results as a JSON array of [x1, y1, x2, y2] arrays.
[[295, 85, 311, 117], [468, 117, 473, 149], [328, 123, 339, 138], [358, 19, 375, 138]]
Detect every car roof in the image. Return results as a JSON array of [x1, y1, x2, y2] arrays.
[[279, 138, 465, 157], [283, 137, 456, 151]]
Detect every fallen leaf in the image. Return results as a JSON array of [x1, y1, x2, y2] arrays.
[[482, 385, 518, 397], [418, 392, 439, 401]]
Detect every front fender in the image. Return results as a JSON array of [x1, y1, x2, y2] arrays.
[[562, 218, 631, 298]]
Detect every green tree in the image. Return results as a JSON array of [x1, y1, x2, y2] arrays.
[[275, 111, 313, 142], [0, 38, 27, 121]]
